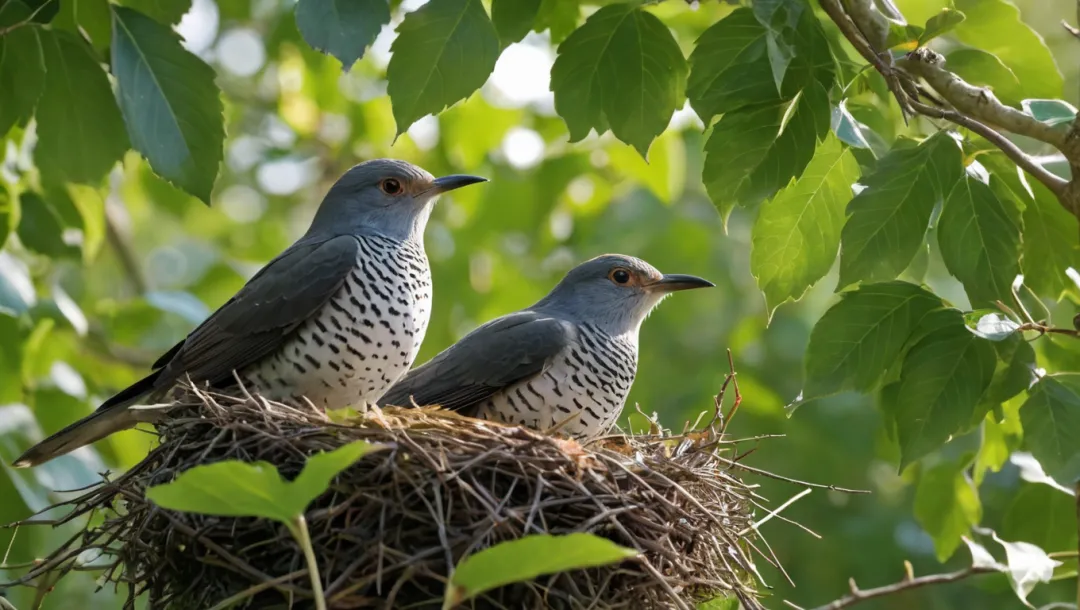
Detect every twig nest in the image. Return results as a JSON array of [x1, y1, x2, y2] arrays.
[[13, 390, 764, 609]]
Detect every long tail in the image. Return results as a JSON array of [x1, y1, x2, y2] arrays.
[[13, 372, 162, 468]]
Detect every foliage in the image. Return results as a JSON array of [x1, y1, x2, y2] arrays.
[[1, 0, 1079, 608], [444, 533, 638, 608]]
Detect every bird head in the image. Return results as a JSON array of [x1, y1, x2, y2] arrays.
[[308, 159, 486, 241], [535, 254, 714, 337]]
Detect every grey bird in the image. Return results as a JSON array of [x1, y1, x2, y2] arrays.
[[380, 254, 713, 438], [14, 159, 486, 467]]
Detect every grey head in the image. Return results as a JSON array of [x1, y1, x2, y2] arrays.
[[531, 254, 714, 336], [305, 159, 486, 242]]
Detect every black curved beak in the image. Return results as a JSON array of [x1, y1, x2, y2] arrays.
[[431, 174, 487, 194], [649, 274, 715, 292]]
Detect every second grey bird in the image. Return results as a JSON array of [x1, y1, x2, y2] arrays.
[[15, 159, 486, 467], [381, 254, 713, 438]]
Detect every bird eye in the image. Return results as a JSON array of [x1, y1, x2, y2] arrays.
[[610, 268, 632, 285], [380, 178, 403, 195]]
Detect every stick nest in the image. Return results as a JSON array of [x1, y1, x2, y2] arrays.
[[12, 388, 774, 610]]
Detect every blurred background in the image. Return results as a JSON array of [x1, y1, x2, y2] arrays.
[[1, 0, 1078, 608]]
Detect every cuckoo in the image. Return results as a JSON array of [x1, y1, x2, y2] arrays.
[[15, 159, 486, 467], [381, 254, 713, 438]]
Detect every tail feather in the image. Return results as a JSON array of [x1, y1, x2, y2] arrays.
[[13, 371, 164, 468]]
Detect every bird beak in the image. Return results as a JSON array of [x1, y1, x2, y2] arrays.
[[430, 174, 487, 194], [647, 274, 715, 292]]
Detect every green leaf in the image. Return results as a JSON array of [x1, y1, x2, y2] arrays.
[[803, 281, 942, 399], [703, 81, 830, 221], [953, 0, 1063, 100], [16, 192, 80, 259], [937, 175, 1022, 307], [0, 251, 32, 316], [1020, 374, 1080, 485], [0, 0, 57, 25], [752, 0, 805, 94], [0, 315, 23, 403], [34, 29, 129, 185], [914, 456, 981, 562], [838, 131, 963, 288], [492, 0, 539, 46], [111, 5, 223, 205], [146, 441, 383, 522], [387, 0, 500, 136], [444, 534, 638, 608], [917, 8, 964, 45], [117, 0, 191, 24], [54, 0, 111, 54], [532, 0, 577, 43], [982, 337, 1035, 405], [0, 188, 13, 252], [0, 24, 44, 137], [974, 411, 1014, 485], [295, 0, 390, 70], [1003, 484, 1078, 552], [550, 3, 687, 156], [687, 7, 832, 122], [945, 48, 1022, 106], [1021, 99, 1077, 128], [751, 135, 859, 317], [1021, 179, 1080, 301], [894, 312, 996, 468]]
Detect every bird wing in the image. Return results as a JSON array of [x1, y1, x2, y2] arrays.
[[152, 234, 361, 389], [380, 311, 574, 413]]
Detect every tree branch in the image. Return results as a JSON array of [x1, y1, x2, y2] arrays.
[[818, 0, 1078, 216], [786, 563, 996, 610], [104, 201, 148, 295]]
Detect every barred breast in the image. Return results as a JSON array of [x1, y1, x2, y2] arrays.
[[474, 323, 638, 438], [241, 234, 431, 409]]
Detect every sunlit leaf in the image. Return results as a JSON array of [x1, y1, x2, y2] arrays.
[[295, 0, 390, 70], [751, 136, 859, 317], [0, 316, 23, 403], [974, 411, 1013, 485], [964, 311, 1020, 341], [387, 0, 500, 136], [607, 129, 686, 204], [838, 131, 963, 288], [0, 26, 44, 137], [492, 0, 540, 46], [946, 48, 1022, 106], [146, 441, 384, 521], [703, 81, 830, 221], [531, 0, 577, 43], [1021, 99, 1077, 128], [112, 5, 224, 204], [952, 0, 1063, 99], [938, 175, 1022, 307], [803, 281, 942, 399], [992, 531, 1061, 606], [444, 534, 638, 608], [1020, 373, 1080, 485], [550, 3, 687, 156], [917, 7, 964, 45], [914, 455, 981, 561], [118, 0, 192, 24], [0, 188, 14, 252], [894, 311, 996, 468], [34, 29, 129, 185]]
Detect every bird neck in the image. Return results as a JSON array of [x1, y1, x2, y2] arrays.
[[305, 203, 433, 245]]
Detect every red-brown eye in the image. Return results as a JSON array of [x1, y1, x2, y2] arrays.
[[380, 178, 403, 195], [609, 268, 631, 285]]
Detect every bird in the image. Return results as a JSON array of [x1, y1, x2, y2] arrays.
[[14, 159, 486, 467], [380, 254, 713, 439]]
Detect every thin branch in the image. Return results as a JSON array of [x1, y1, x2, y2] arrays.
[[104, 200, 147, 295], [0, 0, 55, 36], [792, 565, 995, 610], [818, 0, 1077, 214]]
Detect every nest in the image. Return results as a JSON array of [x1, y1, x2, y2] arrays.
[[8, 387, 782, 610]]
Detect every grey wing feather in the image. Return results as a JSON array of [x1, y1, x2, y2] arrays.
[[380, 311, 574, 413], [154, 235, 362, 389]]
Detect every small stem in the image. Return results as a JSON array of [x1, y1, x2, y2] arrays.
[[105, 202, 148, 295], [289, 515, 326, 610]]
